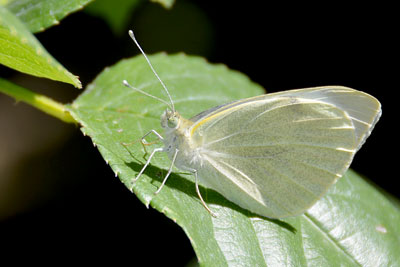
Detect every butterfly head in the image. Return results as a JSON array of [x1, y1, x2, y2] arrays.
[[161, 109, 181, 130]]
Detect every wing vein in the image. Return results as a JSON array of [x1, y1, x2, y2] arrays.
[[203, 155, 293, 214], [244, 158, 319, 197], [204, 115, 349, 147]]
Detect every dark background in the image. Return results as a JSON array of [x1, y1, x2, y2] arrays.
[[1, 1, 397, 265]]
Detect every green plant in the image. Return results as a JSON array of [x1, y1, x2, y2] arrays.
[[1, 1, 399, 266]]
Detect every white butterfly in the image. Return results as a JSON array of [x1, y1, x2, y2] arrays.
[[124, 30, 381, 218]]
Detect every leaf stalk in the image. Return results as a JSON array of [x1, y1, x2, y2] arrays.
[[0, 78, 76, 124]]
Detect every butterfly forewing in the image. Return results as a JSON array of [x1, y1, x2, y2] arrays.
[[261, 86, 382, 148]]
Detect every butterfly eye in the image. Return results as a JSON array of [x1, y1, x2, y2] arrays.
[[167, 116, 179, 128]]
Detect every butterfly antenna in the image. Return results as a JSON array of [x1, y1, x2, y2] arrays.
[[128, 30, 175, 112], [122, 80, 171, 108]]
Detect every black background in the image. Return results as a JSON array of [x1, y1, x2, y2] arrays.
[[1, 1, 397, 265]]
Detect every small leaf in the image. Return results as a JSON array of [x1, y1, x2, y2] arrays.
[[68, 54, 400, 266], [0, 6, 81, 88], [4, 0, 93, 33]]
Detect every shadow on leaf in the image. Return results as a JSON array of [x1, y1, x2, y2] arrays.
[[125, 161, 296, 233]]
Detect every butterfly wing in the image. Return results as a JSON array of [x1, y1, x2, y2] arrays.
[[189, 86, 381, 218]]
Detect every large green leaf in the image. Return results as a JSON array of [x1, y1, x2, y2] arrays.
[[4, 0, 93, 33], [0, 6, 81, 88], [68, 54, 400, 266]]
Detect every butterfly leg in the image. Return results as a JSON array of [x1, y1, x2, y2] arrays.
[[193, 170, 218, 217], [141, 129, 164, 142], [133, 147, 164, 186], [122, 130, 163, 155], [154, 148, 179, 195], [140, 130, 164, 155]]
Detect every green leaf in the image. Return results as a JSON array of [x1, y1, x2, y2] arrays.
[[85, 0, 141, 36], [4, 0, 93, 33], [0, 6, 81, 88], [68, 54, 400, 266]]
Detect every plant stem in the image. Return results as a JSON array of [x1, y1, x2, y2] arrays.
[[0, 78, 76, 124]]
